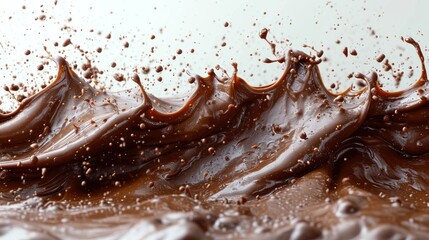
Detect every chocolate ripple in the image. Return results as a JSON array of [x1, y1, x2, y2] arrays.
[[0, 39, 429, 239]]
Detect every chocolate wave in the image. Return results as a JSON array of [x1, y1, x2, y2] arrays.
[[0, 38, 429, 239]]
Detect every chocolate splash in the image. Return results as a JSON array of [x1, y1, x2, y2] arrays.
[[1, 39, 429, 239]]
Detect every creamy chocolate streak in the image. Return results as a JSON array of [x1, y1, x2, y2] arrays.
[[1, 38, 429, 239]]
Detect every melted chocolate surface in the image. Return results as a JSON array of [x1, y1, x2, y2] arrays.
[[1, 37, 429, 239]]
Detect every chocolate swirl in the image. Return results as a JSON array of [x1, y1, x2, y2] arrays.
[[0, 38, 429, 239]]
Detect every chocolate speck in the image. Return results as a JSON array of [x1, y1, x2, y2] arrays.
[[188, 77, 196, 84], [376, 54, 385, 62], [10, 84, 19, 91], [113, 73, 125, 82], [259, 28, 269, 39], [208, 147, 216, 155], [343, 47, 348, 57], [63, 38, 72, 47], [155, 66, 163, 73]]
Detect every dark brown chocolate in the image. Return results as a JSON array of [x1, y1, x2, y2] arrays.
[[1, 38, 429, 239]]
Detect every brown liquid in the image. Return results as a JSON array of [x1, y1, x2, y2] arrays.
[[1, 38, 429, 239]]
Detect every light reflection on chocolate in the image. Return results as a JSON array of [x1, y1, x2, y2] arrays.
[[0, 37, 429, 239]]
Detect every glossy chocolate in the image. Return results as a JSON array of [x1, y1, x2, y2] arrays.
[[1, 38, 429, 239]]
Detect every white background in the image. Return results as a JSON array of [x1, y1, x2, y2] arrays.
[[1, 0, 428, 111]]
